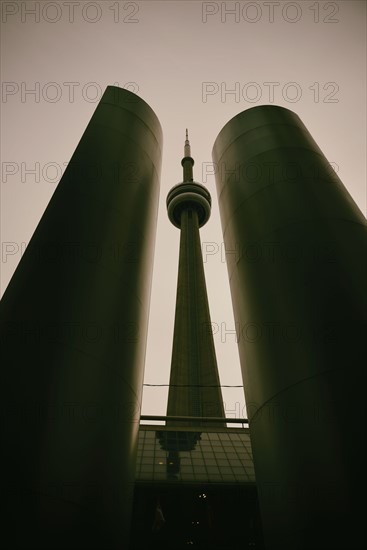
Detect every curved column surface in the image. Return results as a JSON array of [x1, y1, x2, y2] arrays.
[[212, 105, 366, 549], [0, 86, 162, 549]]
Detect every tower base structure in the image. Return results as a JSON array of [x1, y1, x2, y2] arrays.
[[212, 105, 366, 549]]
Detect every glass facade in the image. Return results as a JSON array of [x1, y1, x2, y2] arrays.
[[135, 425, 255, 483]]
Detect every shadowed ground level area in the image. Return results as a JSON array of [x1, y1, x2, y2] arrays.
[[130, 482, 264, 550]]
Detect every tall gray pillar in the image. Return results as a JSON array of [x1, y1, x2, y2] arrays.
[[0, 86, 162, 548], [212, 105, 366, 549]]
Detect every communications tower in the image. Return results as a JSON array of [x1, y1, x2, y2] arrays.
[[165, 131, 225, 428]]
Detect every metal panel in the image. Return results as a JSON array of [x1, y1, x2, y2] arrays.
[[212, 105, 366, 549], [0, 86, 162, 548]]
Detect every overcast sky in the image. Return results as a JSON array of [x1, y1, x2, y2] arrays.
[[1, 0, 366, 419]]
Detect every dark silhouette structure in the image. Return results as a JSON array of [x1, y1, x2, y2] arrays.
[[212, 105, 366, 549], [0, 86, 162, 549]]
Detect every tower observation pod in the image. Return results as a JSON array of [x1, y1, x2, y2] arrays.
[[165, 131, 225, 430]]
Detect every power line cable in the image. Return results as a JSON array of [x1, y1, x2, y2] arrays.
[[143, 383, 244, 388]]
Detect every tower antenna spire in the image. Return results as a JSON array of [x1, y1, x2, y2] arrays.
[[185, 128, 190, 155], [182, 128, 194, 182]]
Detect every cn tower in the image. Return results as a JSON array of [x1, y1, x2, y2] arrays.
[[165, 131, 225, 427]]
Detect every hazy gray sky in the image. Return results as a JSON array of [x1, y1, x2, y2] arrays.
[[1, 0, 366, 418]]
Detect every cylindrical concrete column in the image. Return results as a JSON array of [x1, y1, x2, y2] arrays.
[[212, 105, 366, 549], [0, 86, 162, 548]]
